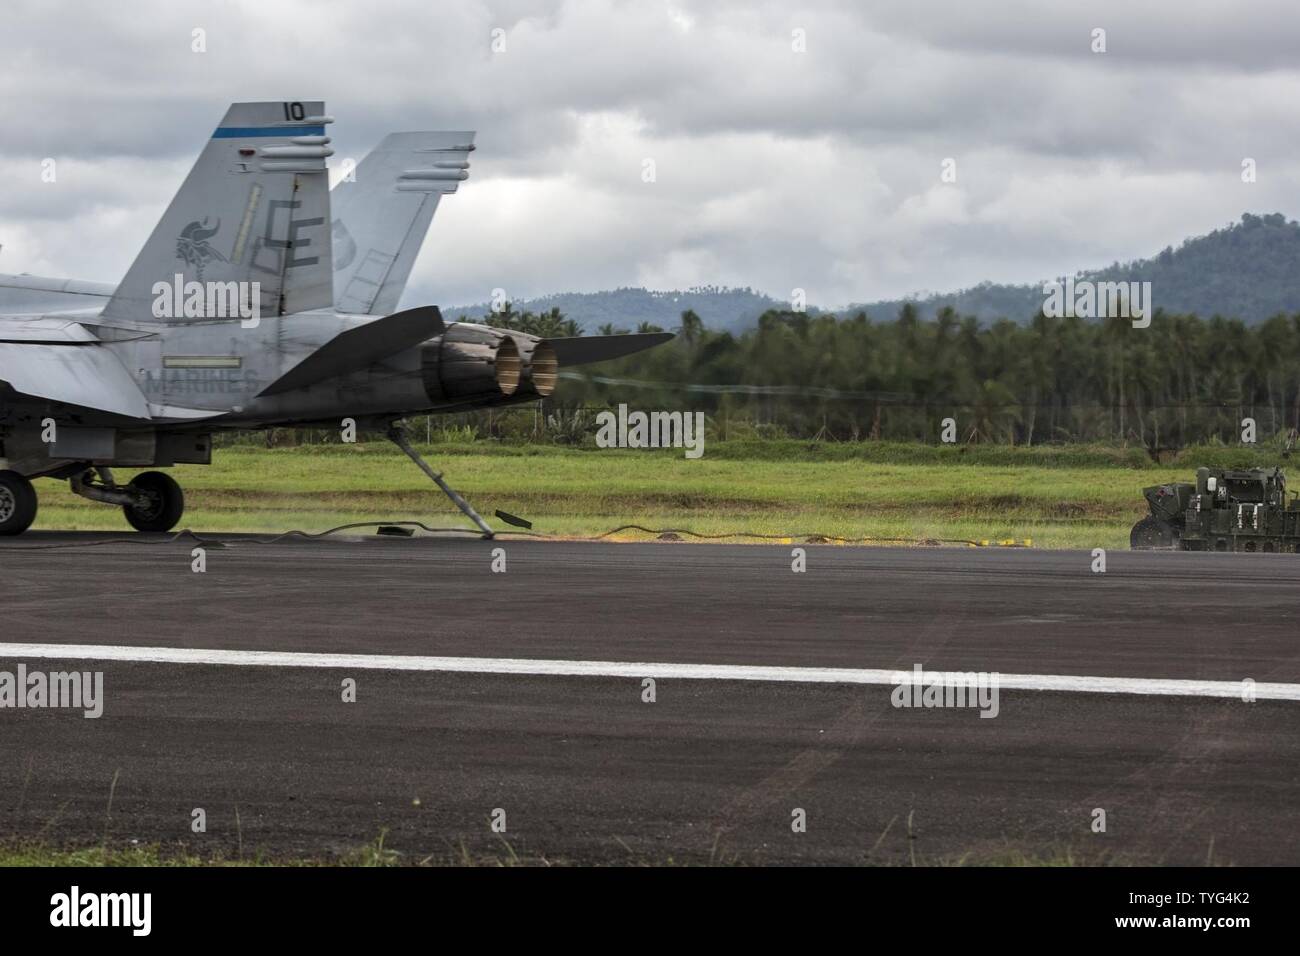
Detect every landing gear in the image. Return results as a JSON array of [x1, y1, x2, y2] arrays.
[[1130, 514, 1179, 550], [122, 471, 185, 532], [70, 468, 185, 533], [386, 424, 494, 538], [0, 470, 38, 536]]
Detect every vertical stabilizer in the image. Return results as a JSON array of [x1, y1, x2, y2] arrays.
[[331, 131, 474, 315], [102, 101, 334, 323]]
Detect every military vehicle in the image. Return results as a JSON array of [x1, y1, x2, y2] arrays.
[[1130, 467, 1300, 552]]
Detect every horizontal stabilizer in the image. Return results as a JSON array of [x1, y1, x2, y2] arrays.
[[548, 332, 674, 367], [258, 306, 445, 396]]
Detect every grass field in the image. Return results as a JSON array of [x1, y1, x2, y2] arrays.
[[0, 836, 1124, 867], [25, 439, 1289, 550]]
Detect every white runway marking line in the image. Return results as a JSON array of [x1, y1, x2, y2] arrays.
[[0, 643, 1296, 701]]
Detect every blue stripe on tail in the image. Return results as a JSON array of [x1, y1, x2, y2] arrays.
[[212, 125, 326, 139]]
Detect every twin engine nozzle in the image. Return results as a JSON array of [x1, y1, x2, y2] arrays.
[[420, 322, 557, 406]]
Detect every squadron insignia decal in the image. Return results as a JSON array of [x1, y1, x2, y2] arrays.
[[175, 217, 228, 279]]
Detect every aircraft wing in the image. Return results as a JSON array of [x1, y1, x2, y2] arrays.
[[0, 316, 101, 343], [0, 341, 151, 419], [0, 273, 115, 316]]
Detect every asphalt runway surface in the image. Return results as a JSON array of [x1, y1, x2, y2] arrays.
[[1, 533, 1297, 865]]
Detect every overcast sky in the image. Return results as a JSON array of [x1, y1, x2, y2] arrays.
[[2, 0, 1298, 311]]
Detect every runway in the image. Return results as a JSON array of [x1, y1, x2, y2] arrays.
[[1, 534, 1297, 864]]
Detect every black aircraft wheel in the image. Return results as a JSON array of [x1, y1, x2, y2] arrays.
[[1129, 514, 1179, 550], [0, 470, 38, 536], [123, 471, 185, 533]]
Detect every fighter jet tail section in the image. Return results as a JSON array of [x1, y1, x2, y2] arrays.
[[0, 100, 677, 537], [102, 101, 335, 325], [332, 132, 475, 315]]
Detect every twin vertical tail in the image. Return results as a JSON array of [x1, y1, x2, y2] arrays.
[[102, 101, 335, 324], [331, 131, 476, 315]]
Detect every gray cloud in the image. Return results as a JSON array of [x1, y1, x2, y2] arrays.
[[0, 0, 1296, 311]]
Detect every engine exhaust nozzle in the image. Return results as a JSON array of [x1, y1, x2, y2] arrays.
[[509, 335, 558, 398], [421, 324, 521, 403]]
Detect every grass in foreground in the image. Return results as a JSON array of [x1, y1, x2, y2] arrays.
[[0, 837, 542, 868], [26, 439, 1286, 550], [0, 834, 1138, 867]]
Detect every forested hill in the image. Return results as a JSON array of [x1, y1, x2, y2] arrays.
[[450, 213, 1300, 331], [850, 213, 1300, 325], [450, 286, 790, 333]]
